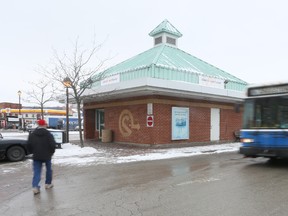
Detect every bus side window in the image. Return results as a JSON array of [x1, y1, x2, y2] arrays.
[[255, 104, 261, 127], [279, 106, 288, 128]]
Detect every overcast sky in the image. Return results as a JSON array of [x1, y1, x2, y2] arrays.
[[1, 0, 288, 105]]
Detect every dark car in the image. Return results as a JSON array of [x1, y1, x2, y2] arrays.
[[0, 133, 29, 162]]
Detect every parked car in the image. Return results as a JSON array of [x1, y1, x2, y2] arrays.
[[0, 133, 29, 162], [75, 125, 83, 131], [26, 123, 38, 132]]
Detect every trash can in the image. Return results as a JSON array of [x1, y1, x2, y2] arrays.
[[102, 129, 112, 143]]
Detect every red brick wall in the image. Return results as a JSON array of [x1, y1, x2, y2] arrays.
[[220, 109, 242, 141], [0, 103, 20, 109], [84, 98, 243, 145], [189, 107, 211, 142], [84, 109, 96, 140]]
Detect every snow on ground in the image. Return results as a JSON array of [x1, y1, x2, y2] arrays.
[[53, 142, 241, 166], [114, 143, 241, 164], [1, 131, 241, 166]]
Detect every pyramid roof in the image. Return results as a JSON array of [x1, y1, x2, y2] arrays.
[[99, 44, 247, 91], [86, 20, 247, 103]]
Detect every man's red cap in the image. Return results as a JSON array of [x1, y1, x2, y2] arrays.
[[37, 119, 47, 126]]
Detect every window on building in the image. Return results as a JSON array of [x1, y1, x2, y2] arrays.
[[154, 36, 162, 45], [166, 37, 176, 45]]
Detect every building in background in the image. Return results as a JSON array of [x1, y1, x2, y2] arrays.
[[0, 103, 72, 129]]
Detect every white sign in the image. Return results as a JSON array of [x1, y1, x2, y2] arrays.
[[49, 131, 63, 144], [199, 75, 225, 89], [147, 103, 153, 115], [101, 74, 120, 86], [7, 117, 19, 122]]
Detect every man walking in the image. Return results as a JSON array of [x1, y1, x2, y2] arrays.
[[27, 119, 56, 195]]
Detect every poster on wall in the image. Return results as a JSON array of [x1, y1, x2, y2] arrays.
[[171, 107, 189, 140]]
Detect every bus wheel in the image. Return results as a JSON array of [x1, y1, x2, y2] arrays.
[[268, 157, 278, 163]]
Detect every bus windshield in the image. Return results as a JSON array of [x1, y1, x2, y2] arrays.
[[243, 96, 288, 129]]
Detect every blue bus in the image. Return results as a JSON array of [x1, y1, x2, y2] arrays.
[[239, 82, 288, 159]]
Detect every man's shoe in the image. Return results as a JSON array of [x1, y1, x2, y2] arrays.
[[33, 187, 40, 195], [45, 184, 54, 189]]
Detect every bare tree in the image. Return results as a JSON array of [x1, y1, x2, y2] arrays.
[[43, 38, 109, 147], [25, 79, 57, 119]]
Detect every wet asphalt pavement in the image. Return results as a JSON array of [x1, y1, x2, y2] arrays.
[[2, 132, 288, 215], [2, 149, 288, 215]]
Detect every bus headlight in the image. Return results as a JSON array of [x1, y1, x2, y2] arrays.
[[241, 138, 254, 143]]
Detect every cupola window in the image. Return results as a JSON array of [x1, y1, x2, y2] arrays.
[[149, 19, 182, 48], [154, 36, 162, 45], [166, 37, 176, 45]]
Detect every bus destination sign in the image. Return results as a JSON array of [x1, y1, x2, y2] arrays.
[[248, 84, 288, 96]]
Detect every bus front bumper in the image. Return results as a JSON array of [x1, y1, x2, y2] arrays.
[[240, 146, 288, 158]]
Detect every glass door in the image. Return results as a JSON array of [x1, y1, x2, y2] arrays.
[[96, 109, 105, 138]]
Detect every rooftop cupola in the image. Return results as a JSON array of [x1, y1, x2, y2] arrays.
[[149, 19, 182, 48]]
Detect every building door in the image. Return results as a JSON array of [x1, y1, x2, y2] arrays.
[[96, 109, 105, 138], [210, 108, 220, 141]]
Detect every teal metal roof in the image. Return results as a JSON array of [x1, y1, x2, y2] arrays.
[[149, 19, 182, 38], [94, 44, 247, 91]]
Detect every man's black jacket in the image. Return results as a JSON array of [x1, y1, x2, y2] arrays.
[[27, 127, 56, 160]]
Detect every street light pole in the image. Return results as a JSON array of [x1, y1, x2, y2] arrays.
[[63, 77, 71, 143], [17, 90, 22, 129], [65, 86, 69, 142]]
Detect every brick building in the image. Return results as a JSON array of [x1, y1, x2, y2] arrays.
[[82, 20, 247, 145]]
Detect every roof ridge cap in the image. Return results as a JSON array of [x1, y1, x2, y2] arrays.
[[151, 44, 166, 64]]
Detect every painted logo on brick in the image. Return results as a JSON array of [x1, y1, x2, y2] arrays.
[[119, 109, 140, 137]]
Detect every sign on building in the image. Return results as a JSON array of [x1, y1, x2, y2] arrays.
[[171, 107, 189, 140], [147, 115, 154, 127]]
